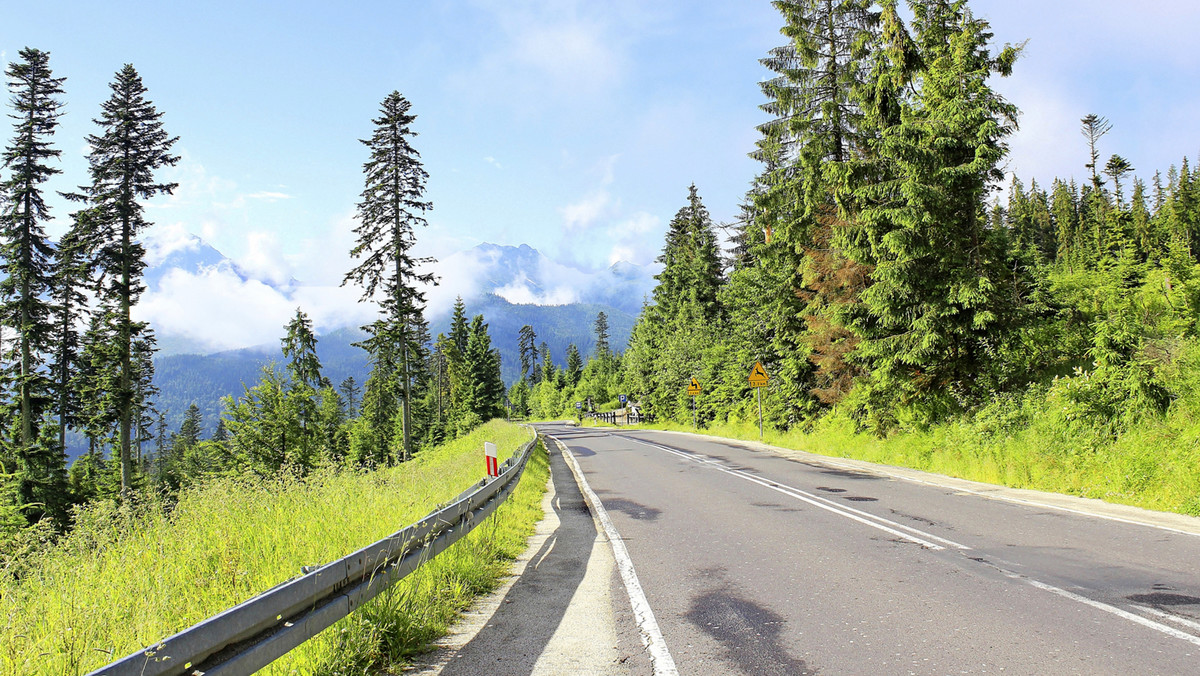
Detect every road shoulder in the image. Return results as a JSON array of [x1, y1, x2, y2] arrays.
[[643, 427, 1200, 538], [405, 433, 641, 675]]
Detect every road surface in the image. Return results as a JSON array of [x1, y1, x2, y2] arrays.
[[521, 422, 1200, 675]]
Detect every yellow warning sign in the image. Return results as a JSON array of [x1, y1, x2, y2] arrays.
[[687, 377, 702, 396], [749, 361, 769, 388]]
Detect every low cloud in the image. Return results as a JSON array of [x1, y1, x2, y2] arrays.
[[236, 231, 293, 287], [136, 267, 296, 352], [142, 222, 203, 267]]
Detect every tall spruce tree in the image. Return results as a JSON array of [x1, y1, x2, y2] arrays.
[[851, 0, 1021, 415], [753, 1, 885, 412], [517, 324, 538, 383], [50, 214, 91, 460], [593, 311, 610, 362], [652, 185, 723, 321], [67, 64, 178, 493], [344, 91, 434, 461], [339, 376, 360, 418], [565, 343, 583, 386], [281, 308, 322, 459], [1, 47, 66, 522], [282, 308, 322, 389], [1081, 114, 1112, 191], [465, 315, 504, 422]]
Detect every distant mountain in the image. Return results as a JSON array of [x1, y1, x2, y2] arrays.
[[142, 225, 297, 294], [437, 294, 636, 385], [430, 243, 656, 318], [150, 296, 637, 437], [139, 238, 649, 438]]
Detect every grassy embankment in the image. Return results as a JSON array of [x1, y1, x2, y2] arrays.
[[0, 419, 550, 675], [588, 402, 1200, 517]]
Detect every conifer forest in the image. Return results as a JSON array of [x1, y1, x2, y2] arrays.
[[5, 0, 1200, 559]]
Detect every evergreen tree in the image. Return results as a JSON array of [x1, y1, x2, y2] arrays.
[[161, 403, 201, 488], [0, 47, 66, 522], [517, 324, 538, 383], [652, 185, 724, 322], [224, 367, 308, 472], [281, 308, 322, 389], [754, 0, 887, 413], [448, 296, 469, 355], [344, 91, 434, 461], [1051, 179, 1080, 266], [339, 376, 360, 418], [1080, 113, 1112, 190], [539, 341, 556, 385], [349, 332, 396, 466], [565, 343, 583, 386], [851, 0, 1022, 417], [211, 417, 229, 443], [66, 64, 178, 494], [75, 308, 120, 465], [465, 315, 504, 422], [49, 214, 90, 461], [594, 311, 610, 361]]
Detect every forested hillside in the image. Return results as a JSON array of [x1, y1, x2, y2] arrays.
[[146, 295, 634, 442]]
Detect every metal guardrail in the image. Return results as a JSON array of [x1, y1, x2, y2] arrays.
[[88, 434, 538, 676], [587, 410, 651, 425]]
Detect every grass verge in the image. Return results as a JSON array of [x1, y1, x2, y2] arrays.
[[593, 412, 1200, 517], [0, 420, 550, 676]]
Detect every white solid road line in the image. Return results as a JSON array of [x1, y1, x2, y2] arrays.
[[549, 436, 679, 676], [621, 434, 970, 551], [1019, 577, 1200, 648], [1137, 605, 1200, 634]]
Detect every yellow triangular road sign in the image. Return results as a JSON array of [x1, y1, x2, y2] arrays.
[[749, 361, 769, 388], [687, 377, 702, 396]]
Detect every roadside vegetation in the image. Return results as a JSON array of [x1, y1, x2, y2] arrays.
[[513, 1, 1200, 519], [0, 420, 549, 675]]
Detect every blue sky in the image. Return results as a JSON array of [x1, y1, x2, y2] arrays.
[[3, 0, 1199, 349]]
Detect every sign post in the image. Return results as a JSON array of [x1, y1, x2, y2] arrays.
[[484, 441, 499, 478], [687, 377, 702, 429], [748, 361, 769, 439]]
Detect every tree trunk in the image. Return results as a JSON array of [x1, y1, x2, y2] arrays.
[[19, 191, 33, 450], [119, 198, 133, 494]]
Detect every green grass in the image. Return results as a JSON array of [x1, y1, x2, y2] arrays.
[[0, 420, 550, 676], [601, 408, 1200, 518]]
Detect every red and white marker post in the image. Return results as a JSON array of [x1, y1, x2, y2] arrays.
[[484, 442, 499, 478]]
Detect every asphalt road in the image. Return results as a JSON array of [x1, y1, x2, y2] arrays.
[[534, 422, 1200, 675]]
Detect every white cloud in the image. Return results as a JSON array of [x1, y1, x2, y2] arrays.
[[494, 279, 579, 306], [136, 267, 296, 352], [560, 191, 611, 230], [288, 211, 359, 286], [484, 156, 503, 169], [142, 222, 202, 267], [606, 212, 661, 266], [510, 20, 622, 91], [236, 231, 293, 287], [244, 191, 293, 202], [292, 284, 377, 333], [993, 77, 1082, 186], [454, 0, 637, 106], [148, 152, 237, 212]]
